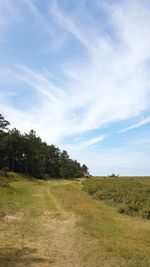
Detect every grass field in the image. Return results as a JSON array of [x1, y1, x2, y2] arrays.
[[82, 177, 150, 219], [0, 173, 150, 267]]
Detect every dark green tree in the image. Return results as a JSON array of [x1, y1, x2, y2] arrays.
[[0, 114, 90, 179], [82, 164, 90, 177], [0, 114, 10, 135], [0, 115, 10, 168]]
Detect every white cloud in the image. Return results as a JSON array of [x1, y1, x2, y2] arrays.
[[65, 135, 106, 151], [119, 116, 150, 133], [1, 0, 150, 175], [48, 0, 150, 132], [2, 2, 150, 128], [78, 135, 105, 149]]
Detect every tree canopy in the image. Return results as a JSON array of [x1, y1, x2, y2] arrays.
[[0, 114, 89, 179]]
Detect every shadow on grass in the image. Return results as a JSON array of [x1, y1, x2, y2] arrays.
[[0, 247, 54, 267]]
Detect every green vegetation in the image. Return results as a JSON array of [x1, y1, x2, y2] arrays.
[[0, 114, 89, 179], [82, 177, 150, 219], [0, 170, 9, 187], [0, 175, 150, 267]]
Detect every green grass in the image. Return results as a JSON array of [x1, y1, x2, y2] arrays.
[[0, 173, 150, 266], [82, 177, 150, 219]]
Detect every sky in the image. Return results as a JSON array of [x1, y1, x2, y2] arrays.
[[0, 0, 150, 176]]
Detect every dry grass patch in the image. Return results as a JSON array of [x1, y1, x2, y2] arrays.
[[4, 212, 23, 222]]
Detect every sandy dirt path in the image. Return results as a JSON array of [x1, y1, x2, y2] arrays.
[[44, 188, 81, 267]]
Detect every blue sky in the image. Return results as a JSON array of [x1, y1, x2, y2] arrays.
[[0, 0, 150, 175]]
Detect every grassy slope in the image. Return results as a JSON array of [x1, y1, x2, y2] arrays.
[[0, 174, 150, 267]]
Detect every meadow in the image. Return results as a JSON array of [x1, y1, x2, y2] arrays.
[[0, 172, 150, 267], [82, 177, 150, 219]]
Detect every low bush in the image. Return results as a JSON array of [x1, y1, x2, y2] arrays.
[[82, 177, 150, 219], [118, 204, 139, 216], [0, 170, 10, 187], [140, 207, 150, 219], [0, 176, 9, 187]]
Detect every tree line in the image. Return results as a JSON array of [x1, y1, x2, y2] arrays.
[[0, 114, 89, 179]]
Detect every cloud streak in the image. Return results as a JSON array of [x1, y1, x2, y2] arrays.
[[66, 135, 106, 151], [119, 116, 150, 133]]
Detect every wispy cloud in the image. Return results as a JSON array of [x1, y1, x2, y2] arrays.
[[50, 0, 150, 131], [119, 116, 150, 133], [66, 135, 106, 151], [1, 0, 150, 174], [80, 135, 105, 148], [2, 1, 150, 135], [23, 0, 54, 38], [0, 0, 22, 40]]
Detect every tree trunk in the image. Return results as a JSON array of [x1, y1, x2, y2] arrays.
[[12, 153, 14, 171]]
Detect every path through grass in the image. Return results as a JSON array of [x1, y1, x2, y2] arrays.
[[0, 176, 150, 266]]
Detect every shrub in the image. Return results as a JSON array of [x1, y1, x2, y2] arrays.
[[82, 177, 150, 219], [0, 176, 9, 187], [108, 173, 119, 178], [118, 205, 126, 214], [118, 204, 138, 216], [140, 207, 150, 219], [2, 167, 9, 176], [0, 170, 9, 187]]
